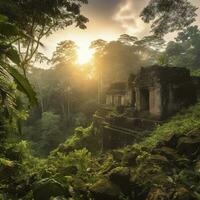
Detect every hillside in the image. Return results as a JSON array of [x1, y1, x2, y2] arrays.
[[21, 101, 200, 200]]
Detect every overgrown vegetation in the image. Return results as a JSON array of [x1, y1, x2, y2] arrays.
[[0, 0, 200, 199], [141, 102, 200, 148], [1, 101, 198, 199]]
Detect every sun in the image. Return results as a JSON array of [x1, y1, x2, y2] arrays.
[[77, 44, 94, 65]]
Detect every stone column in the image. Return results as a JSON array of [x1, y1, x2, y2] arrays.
[[149, 85, 162, 118]]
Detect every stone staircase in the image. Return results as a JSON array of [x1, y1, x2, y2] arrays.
[[93, 105, 162, 150]]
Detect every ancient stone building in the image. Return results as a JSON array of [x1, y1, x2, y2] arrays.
[[106, 82, 132, 107], [135, 65, 197, 119], [105, 65, 199, 119], [98, 65, 200, 150], [106, 75, 136, 107]]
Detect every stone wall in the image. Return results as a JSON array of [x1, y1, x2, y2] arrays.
[[135, 65, 197, 119]]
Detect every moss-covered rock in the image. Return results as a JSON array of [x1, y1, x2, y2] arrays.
[[90, 178, 121, 200], [108, 167, 130, 185], [111, 150, 124, 163], [148, 154, 169, 165], [122, 151, 138, 166], [157, 134, 181, 149], [176, 137, 200, 157], [156, 147, 179, 161], [59, 165, 78, 176], [33, 178, 70, 200], [71, 178, 89, 199]]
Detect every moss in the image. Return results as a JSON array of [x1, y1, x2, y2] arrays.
[[90, 178, 121, 200], [138, 102, 200, 149], [52, 124, 102, 155], [33, 178, 70, 200]]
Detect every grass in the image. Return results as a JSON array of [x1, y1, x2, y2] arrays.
[[139, 102, 200, 149]]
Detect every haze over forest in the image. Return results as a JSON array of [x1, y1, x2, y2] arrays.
[[0, 0, 200, 200], [41, 0, 200, 62]]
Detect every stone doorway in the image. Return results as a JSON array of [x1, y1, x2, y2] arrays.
[[140, 88, 150, 111]]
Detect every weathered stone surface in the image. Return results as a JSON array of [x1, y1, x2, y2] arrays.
[[33, 178, 70, 200], [175, 157, 191, 168], [135, 65, 197, 120], [60, 166, 78, 176], [122, 152, 137, 166], [158, 134, 181, 149], [90, 178, 120, 200], [72, 178, 88, 199], [148, 154, 169, 165], [111, 150, 124, 162], [154, 147, 179, 161], [108, 167, 130, 185], [177, 137, 200, 157]]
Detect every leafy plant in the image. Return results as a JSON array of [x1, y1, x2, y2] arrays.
[[0, 16, 37, 105]]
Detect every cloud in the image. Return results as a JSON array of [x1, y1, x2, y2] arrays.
[[113, 0, 149, 36], [84, 0, 122, 21]]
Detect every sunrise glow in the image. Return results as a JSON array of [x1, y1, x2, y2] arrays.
[[77, 44, 94, 65]]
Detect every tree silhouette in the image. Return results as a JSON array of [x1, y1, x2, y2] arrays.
[[0, 0, 88, 74], [141, 0, 197, 36]]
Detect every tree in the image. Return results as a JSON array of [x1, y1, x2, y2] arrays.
[[118, 34, 138, 46], [0, 15, 37, 136], [51, 40, 79, 120], [90, 39, 107, 104], [135, 35, 165, 51], [0, 0, 88, 74], [165, 26, 200, 69], [0, 15, 37, 104], [52, 40, 78, 66], [23, 111, 64, 155], [141, 0, 197, 36], [40, 112, 64, 155]]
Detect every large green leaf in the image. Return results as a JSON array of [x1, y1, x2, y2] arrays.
[[6, 47, 21, 65], [0, 21, 20, 37], [0, 61, 37, 105]]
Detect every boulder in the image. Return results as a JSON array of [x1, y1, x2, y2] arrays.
[[72, 178, 88, 198], [148, 155, 169, 165], [90, 178, 120, 200], [176, 137, 200, 157], [122, 152, 137, 166], [157, 134, 180, 149], [33, 178, 70, 200], [108, 167, 130, 194], [155, 147, 180, 161], [108, 167, 130, 185], [111, 150, 124, 162], [60, 165, 78, 176], [175, 157, 191, 168]]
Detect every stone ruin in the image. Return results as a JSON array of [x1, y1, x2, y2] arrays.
[[135, 65, 198, 120], [97, 65, 200, 150], [106, 65, 200, 120]]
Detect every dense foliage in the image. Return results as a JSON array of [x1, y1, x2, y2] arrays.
[[0, 0, 200, 199], [3, 101, 200, 199], [0, 0, 88, 73], [163, 26, 200, 69], [0, 15, 37, 138], [141, 0, 197, 36]]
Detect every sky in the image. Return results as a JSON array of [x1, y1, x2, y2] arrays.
[[41, 0, 200, 62]]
